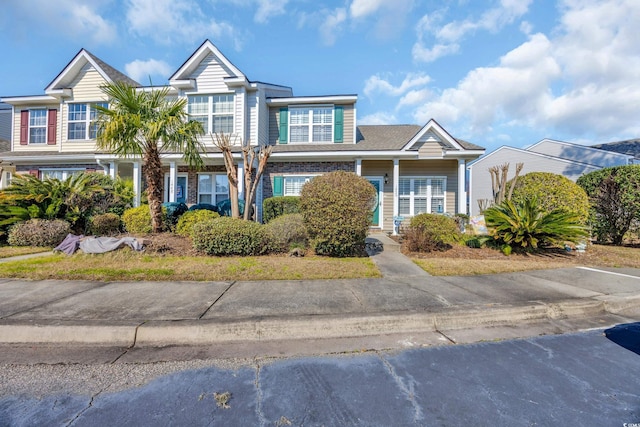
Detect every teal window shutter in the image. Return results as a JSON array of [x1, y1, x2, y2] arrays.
[[334, 106, 343, 143], [273, 176, 284, 196], [279, 108, 288, 144]]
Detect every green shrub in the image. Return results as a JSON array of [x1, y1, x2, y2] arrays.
[[188, 203, 218, 213], [7, 219, 71, 247], [484, 198, 588, 255], [577, 165, 640, 245], [122, 205, 154, 234], [263, 196, 300, 223], [176, 209, 220, 238], [162, 202, 189, 231], [300, 171, 376, 257], [192, 217, 269, 256], [509, 172, 590, 223], [89, 213, 121, 235], [264, 213, 308, 252], [403, 214, 462, 252]]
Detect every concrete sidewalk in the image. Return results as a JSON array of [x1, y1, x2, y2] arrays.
[[1, 234, 640, 357]]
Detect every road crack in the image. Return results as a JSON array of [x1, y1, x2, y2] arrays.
[[377, 352, 424, 423]]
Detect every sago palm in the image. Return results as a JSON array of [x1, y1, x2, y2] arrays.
[[96, 82, 205, 233], [484, 198, 588, 252]]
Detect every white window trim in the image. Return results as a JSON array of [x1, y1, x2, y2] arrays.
[[29, 109, 47, 144], [67, 102, 107, 141], [288, 105, 334, 144], [283, 174, 319, 196], [187, 94, 235, 135], [40, 168, 85, 181], [196, 172, 229, 205], [398, 176, 447, 216]]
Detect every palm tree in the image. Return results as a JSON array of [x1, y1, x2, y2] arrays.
[[96, 82, 205, 233]]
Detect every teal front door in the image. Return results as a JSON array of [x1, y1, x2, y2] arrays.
[[368, 179, 380, 227]]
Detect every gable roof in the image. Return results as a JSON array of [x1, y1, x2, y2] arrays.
[[355, 124, 483, 151], [468, 145, 603, 169], [592, 138, 640, 159], [170, 39, 244, 83], [403, 119, 464, 151], [528, 138, 633, 161], [46, 49, 140, 94]]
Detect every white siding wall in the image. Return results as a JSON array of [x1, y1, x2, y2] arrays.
[[191, 53, 235, 93], [528, 140, 629, 167], [468, 147, 602, 216]]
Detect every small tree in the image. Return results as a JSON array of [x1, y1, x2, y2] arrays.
[[577, 165, 640, 244], [211, 133, 271, 220], [488, 162, 524, 205]]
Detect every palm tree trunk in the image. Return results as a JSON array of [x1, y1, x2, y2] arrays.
[[144, 148, 165, 233]]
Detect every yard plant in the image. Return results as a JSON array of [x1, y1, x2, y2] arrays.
[[192, 217, 270, 256], [484, 198, 588, 254], [403, 213, 462, 252], [300, 171, 377, 257], [176, 209, 220, 238]]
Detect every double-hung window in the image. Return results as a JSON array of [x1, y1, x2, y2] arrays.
[[398, 177, 446, 216], [29, 109, 47, 144], [289, 107, 333, 143], [198, 173, 229, 205], [40, 169, 84, 180], [284, 175, 315, 196], [188, 94, 234, 134], [68, 102, 107, 140]]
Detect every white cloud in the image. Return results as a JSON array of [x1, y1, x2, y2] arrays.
[[125, 0, 242, 48], [7, 0, 116, 44], [350, 0, 388, 19], [397, 89, 432, 109], [255, 0, 288, 23], [358, 112, 398, 125], [319, 8, 347, 46], [413, 0, 533, 63], [124, 59, 173, 84], [411, 0, 640, 141], [364, 73, 431, 97]]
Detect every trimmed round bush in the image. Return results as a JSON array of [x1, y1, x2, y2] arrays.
[[265, 213, 308, 252], [8, 219, 71, 247], [300, 171, 377, 257], [263, 196, 300, 223], [122, 205, 153, 234], [89, 213, 121, 235], [509, 172, 589, 223], [176, 209, 220, 238], [192, 217, 269, 256], [409, 213, 462, 246]]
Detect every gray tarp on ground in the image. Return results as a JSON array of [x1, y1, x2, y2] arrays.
[[54, 234, 145, 255], [79, 236, 144, 254]]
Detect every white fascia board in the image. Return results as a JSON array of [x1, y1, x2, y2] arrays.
[[3, 154, 98, 163], [170, 39, 245, 82], [170, 79, 196, 90], [403, 118, 464, 151], [443, 150, 485, 159], [266, 95, 357, 106], [1, 95, 59, 105], [224, 76, 250, 88]]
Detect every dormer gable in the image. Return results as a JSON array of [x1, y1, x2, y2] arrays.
[[169, 40, 247, 90], [45, 49, 140, 98], [402, 119, 464, 158]]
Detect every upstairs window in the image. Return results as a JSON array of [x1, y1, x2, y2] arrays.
[[188, 94, 234, 134], [68, 102, 107, 140], [29, 109, 47, 144], [289, 107, 333, 143]]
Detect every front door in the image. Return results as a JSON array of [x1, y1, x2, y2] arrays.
[[164, 174, 188, 204], [367, 178, 382, 227]]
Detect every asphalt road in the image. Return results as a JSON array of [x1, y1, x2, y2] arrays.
[[1, 324, 640, 426]]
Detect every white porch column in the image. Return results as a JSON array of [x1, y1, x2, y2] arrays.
[[457, 158, 467, 215], [237, 161, 245, 201], [392, 158, 400, 235], [132, 162, 141, 207], [109, 162, 118, 180], [355, 158, 362, 176], [169, 161, 177, 203]]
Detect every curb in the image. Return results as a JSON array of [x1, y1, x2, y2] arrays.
[[0, 297, 631, 347]]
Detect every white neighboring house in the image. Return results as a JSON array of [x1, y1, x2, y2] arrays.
[[467, 141, 634, 217]]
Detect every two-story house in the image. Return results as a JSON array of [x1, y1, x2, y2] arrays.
[[1, 40, 485, 232]]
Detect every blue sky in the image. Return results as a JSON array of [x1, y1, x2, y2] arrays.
[[1, 0, 639, 153]]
